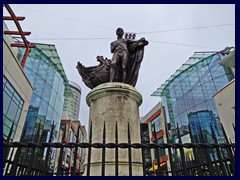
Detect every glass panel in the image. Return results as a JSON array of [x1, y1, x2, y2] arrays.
[[171, 77, 180, 89], [42, 83, 51, 102], [23, 66, 31, 79], [4, 86, 13, 97], [30, 93, 41, 107], [3, 126, 10, 138], [181, 75, 191, 94], [42, 61, 49, 74], [38, 61, 48, 80], [3, 91, 11, 114], [192, 86, 205, 105], [14, 108, 22, 123], [187, 70, 199, 88], [6, 101, 18, 121], [214, 75, 229, 90], [54, 94, 61, 112], [184, 90, 195, 110], [57, 95, 64, 115], [46, 105, 54, 121], [188, 111, 200, 136], [57, 79, 64, 97], [34, 75, 45, 97], [4, 117, 13, 128], [25, 57, 35, 69], [172, 101, 179, 118], [174, 84, 182, 99], [47, 69, 55, 87], [25, 67, 36, 85], [5, 82, 14, 94], [14, 92, 21, 103], [177, 95, 186, 114], [20, 100, 24, 106], [202, 82, 217, 100], [32, 58, 40, 73], [179, 113, 188, 127], [12, 94, 20, 105], [209, 61, 225, 78], [39, 100, 48, 115], [198, 65, 212, 83], [206, 100, 218, 117], [151, 115, 162, 133], [169, 88, 176, 99], [53, 74, 59, 91], [49, 90, 57, 108], [13, 124, 17, 131]]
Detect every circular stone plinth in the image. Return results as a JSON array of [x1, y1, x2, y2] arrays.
[[86, 82, 142, 107]]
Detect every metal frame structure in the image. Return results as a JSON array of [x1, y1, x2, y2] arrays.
[[3, 4, 36, 68], [3, 121, 235, 176]]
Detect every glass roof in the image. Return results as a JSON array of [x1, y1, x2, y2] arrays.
[[151, 51, 218, 97], [34, 43, 73, 97]]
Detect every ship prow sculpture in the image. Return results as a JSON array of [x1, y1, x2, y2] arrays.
[[76, 56, 111, 89], [76, 27, 149, 89]]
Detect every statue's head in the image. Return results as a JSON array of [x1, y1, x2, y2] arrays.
[[116, 28, 124, 37]]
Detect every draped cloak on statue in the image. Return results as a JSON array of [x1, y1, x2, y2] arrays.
[[126, 39, 149, 87]]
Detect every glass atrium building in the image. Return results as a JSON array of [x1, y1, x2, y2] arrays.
[[152, 48, 234, 144], [17, 43, 72, 164]]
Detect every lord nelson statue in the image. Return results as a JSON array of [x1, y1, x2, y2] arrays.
[[110, 28, 149, 86], [77, 27, 149, 89]]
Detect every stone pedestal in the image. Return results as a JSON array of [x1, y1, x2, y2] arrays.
[[84, 82, 143, 176]]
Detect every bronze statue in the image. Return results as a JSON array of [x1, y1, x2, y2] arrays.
[[76, 28, 148, 89], [110, 28, 148, 85], [110, 28, 129, 83]]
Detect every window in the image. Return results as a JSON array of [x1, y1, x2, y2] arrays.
[[151, 115, 162, 134], [60, 124, 66, 132], [3, 76, 24, 141], [157, 137, 166, 157]]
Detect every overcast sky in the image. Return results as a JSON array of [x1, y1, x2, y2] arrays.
[[4, 4, 235, 131]]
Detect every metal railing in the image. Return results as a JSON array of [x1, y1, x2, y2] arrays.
[[3, 122, 235, 176]]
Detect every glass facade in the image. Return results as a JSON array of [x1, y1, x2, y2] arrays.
[[19, 47, 65, 144], [153, 49, 234, 144], [151, 115, 162, 134], [3, 76, 24, 141], [17, 44, 70, 166], [63, 81, 81, 120]]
